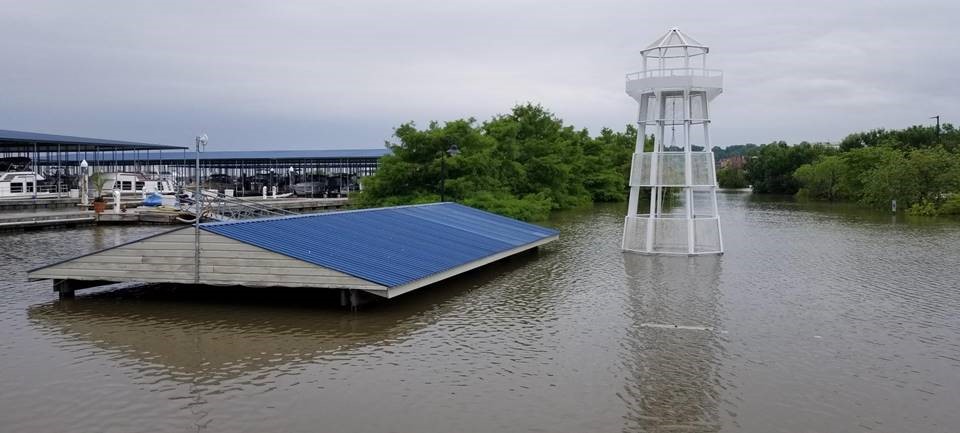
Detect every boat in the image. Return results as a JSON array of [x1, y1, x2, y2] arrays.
[[293, 175, 329, 196], [0, 171, 63, 199], [97, 172, 177, 196]]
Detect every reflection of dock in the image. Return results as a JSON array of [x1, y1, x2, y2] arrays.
[[27, 289, 426, 380], [26, 243, 542, 381]]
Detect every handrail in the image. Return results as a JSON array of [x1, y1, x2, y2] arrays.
[[179, 191, 298, 222], [626, 68, 722, 81]]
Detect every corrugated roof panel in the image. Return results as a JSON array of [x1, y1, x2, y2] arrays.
[[0, 129, 185, 150], [201, 203, 558, 287]]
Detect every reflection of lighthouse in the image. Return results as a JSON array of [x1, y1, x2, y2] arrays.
[[622, 28, 724, 255], [620, 254, 726, 431]]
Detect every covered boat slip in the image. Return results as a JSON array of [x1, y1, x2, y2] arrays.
[[28, 203, 559, 301]]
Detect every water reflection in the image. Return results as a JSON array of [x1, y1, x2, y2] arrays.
[[619, 254, 725, 432], [26, 251, 544, 384]]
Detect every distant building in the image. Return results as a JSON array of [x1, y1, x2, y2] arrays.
[[719, 155, 746, 170]]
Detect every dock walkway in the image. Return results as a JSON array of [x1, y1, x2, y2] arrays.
[[0, 209, 95, 230]]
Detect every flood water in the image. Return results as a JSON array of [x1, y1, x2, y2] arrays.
[[2, 193, 959, 433]]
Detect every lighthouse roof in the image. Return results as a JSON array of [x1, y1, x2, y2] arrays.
[[641, 27, 709, 58]]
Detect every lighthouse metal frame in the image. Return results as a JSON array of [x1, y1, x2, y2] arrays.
[[622, 28, 724, 256]]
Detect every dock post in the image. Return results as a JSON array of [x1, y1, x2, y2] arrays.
[[346, 289, 360, 311], [340, 289, 348, 307], [53, 279, 75, 300]]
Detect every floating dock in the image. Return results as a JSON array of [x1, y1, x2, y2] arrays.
[[0, 209, 95, 230], [28, 203, 559, 304]]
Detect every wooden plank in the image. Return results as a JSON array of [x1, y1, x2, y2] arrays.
[[146, 256, 315, 268], [96, 249, 281, 259], [52, 262, 212, 273], [199, 272, 379, 287], [207, 265, 349, 277], [199, 277, 380, 290], [73, 255, 144, 265], [32, 268, 208, 280], [29, 272, 194, 284]]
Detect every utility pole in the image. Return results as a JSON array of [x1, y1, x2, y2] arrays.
[[194, 133, 208, 284], [931, 115, 941, 145]]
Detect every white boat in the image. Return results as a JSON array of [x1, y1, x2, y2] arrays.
[[97, 172, 177, 196], [0, 171, 62, 199]]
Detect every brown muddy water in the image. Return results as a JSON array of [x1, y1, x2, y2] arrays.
[[1, 192, 959, 433]]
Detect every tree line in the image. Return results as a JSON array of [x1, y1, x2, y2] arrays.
[[723, 123, 960, 215]]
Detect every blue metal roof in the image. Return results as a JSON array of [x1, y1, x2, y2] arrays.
[[201, 203, 558, 288]]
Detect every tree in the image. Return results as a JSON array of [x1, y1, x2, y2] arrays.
[[357, 103, 642, 221], [745, 142, 833, 194], [716, 167, 748, 189], [794, 156, 848, 201]]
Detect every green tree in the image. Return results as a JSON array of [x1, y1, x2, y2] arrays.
[[357, 103, 643, 221], [716, 167, 748, 189], [745, 142, 833, 194], [794, 155, 848, 201]]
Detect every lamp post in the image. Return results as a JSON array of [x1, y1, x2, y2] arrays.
[[194, 133, 207, 284], [439, 143, 460, 202], [289, 166, 295, 194], [79, 159, 89, 206]]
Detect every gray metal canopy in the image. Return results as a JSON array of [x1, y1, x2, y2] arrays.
[[0, 129, 187, 152]]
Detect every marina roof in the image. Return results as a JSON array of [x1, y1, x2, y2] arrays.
[[46, 149, 391, 162], [182, 149, 390, 160], [0, 129, 186, 152], [201, 203, 559, 288]]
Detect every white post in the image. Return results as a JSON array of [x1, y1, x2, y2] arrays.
[[262, 185, 268, 199], [112, 190, 121, 213], [272, 185, 277, 199], [80, 160, 89, 207]]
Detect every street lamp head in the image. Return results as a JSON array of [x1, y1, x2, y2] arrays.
[[447, 144, 460, 156], [196, 133, 208, 149]]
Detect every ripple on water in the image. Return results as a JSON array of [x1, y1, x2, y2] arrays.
[[1, 198, 960, 432]]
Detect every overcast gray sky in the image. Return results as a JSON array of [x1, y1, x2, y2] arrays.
[[1, 0, 957, 149]]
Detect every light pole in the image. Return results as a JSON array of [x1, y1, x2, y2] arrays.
[[439, 142, 460, 202], [79, 159, 89, 206], [289, 166, 295, 194], [194, 133, 207, 284]]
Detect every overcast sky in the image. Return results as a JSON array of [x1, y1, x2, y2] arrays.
[[1, 0, 957, 149]]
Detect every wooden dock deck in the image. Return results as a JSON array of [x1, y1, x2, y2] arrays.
[[0, 209, 95, 230]]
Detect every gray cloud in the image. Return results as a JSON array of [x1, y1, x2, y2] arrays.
[[1, 0, 957, 149]]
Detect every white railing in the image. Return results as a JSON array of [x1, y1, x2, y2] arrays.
[[626, 68, 723, 81]]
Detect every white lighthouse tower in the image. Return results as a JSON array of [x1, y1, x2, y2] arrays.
[[622, 28, 724, 255]]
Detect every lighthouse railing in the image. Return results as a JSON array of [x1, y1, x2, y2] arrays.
[[626, 68, 722, 81]]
